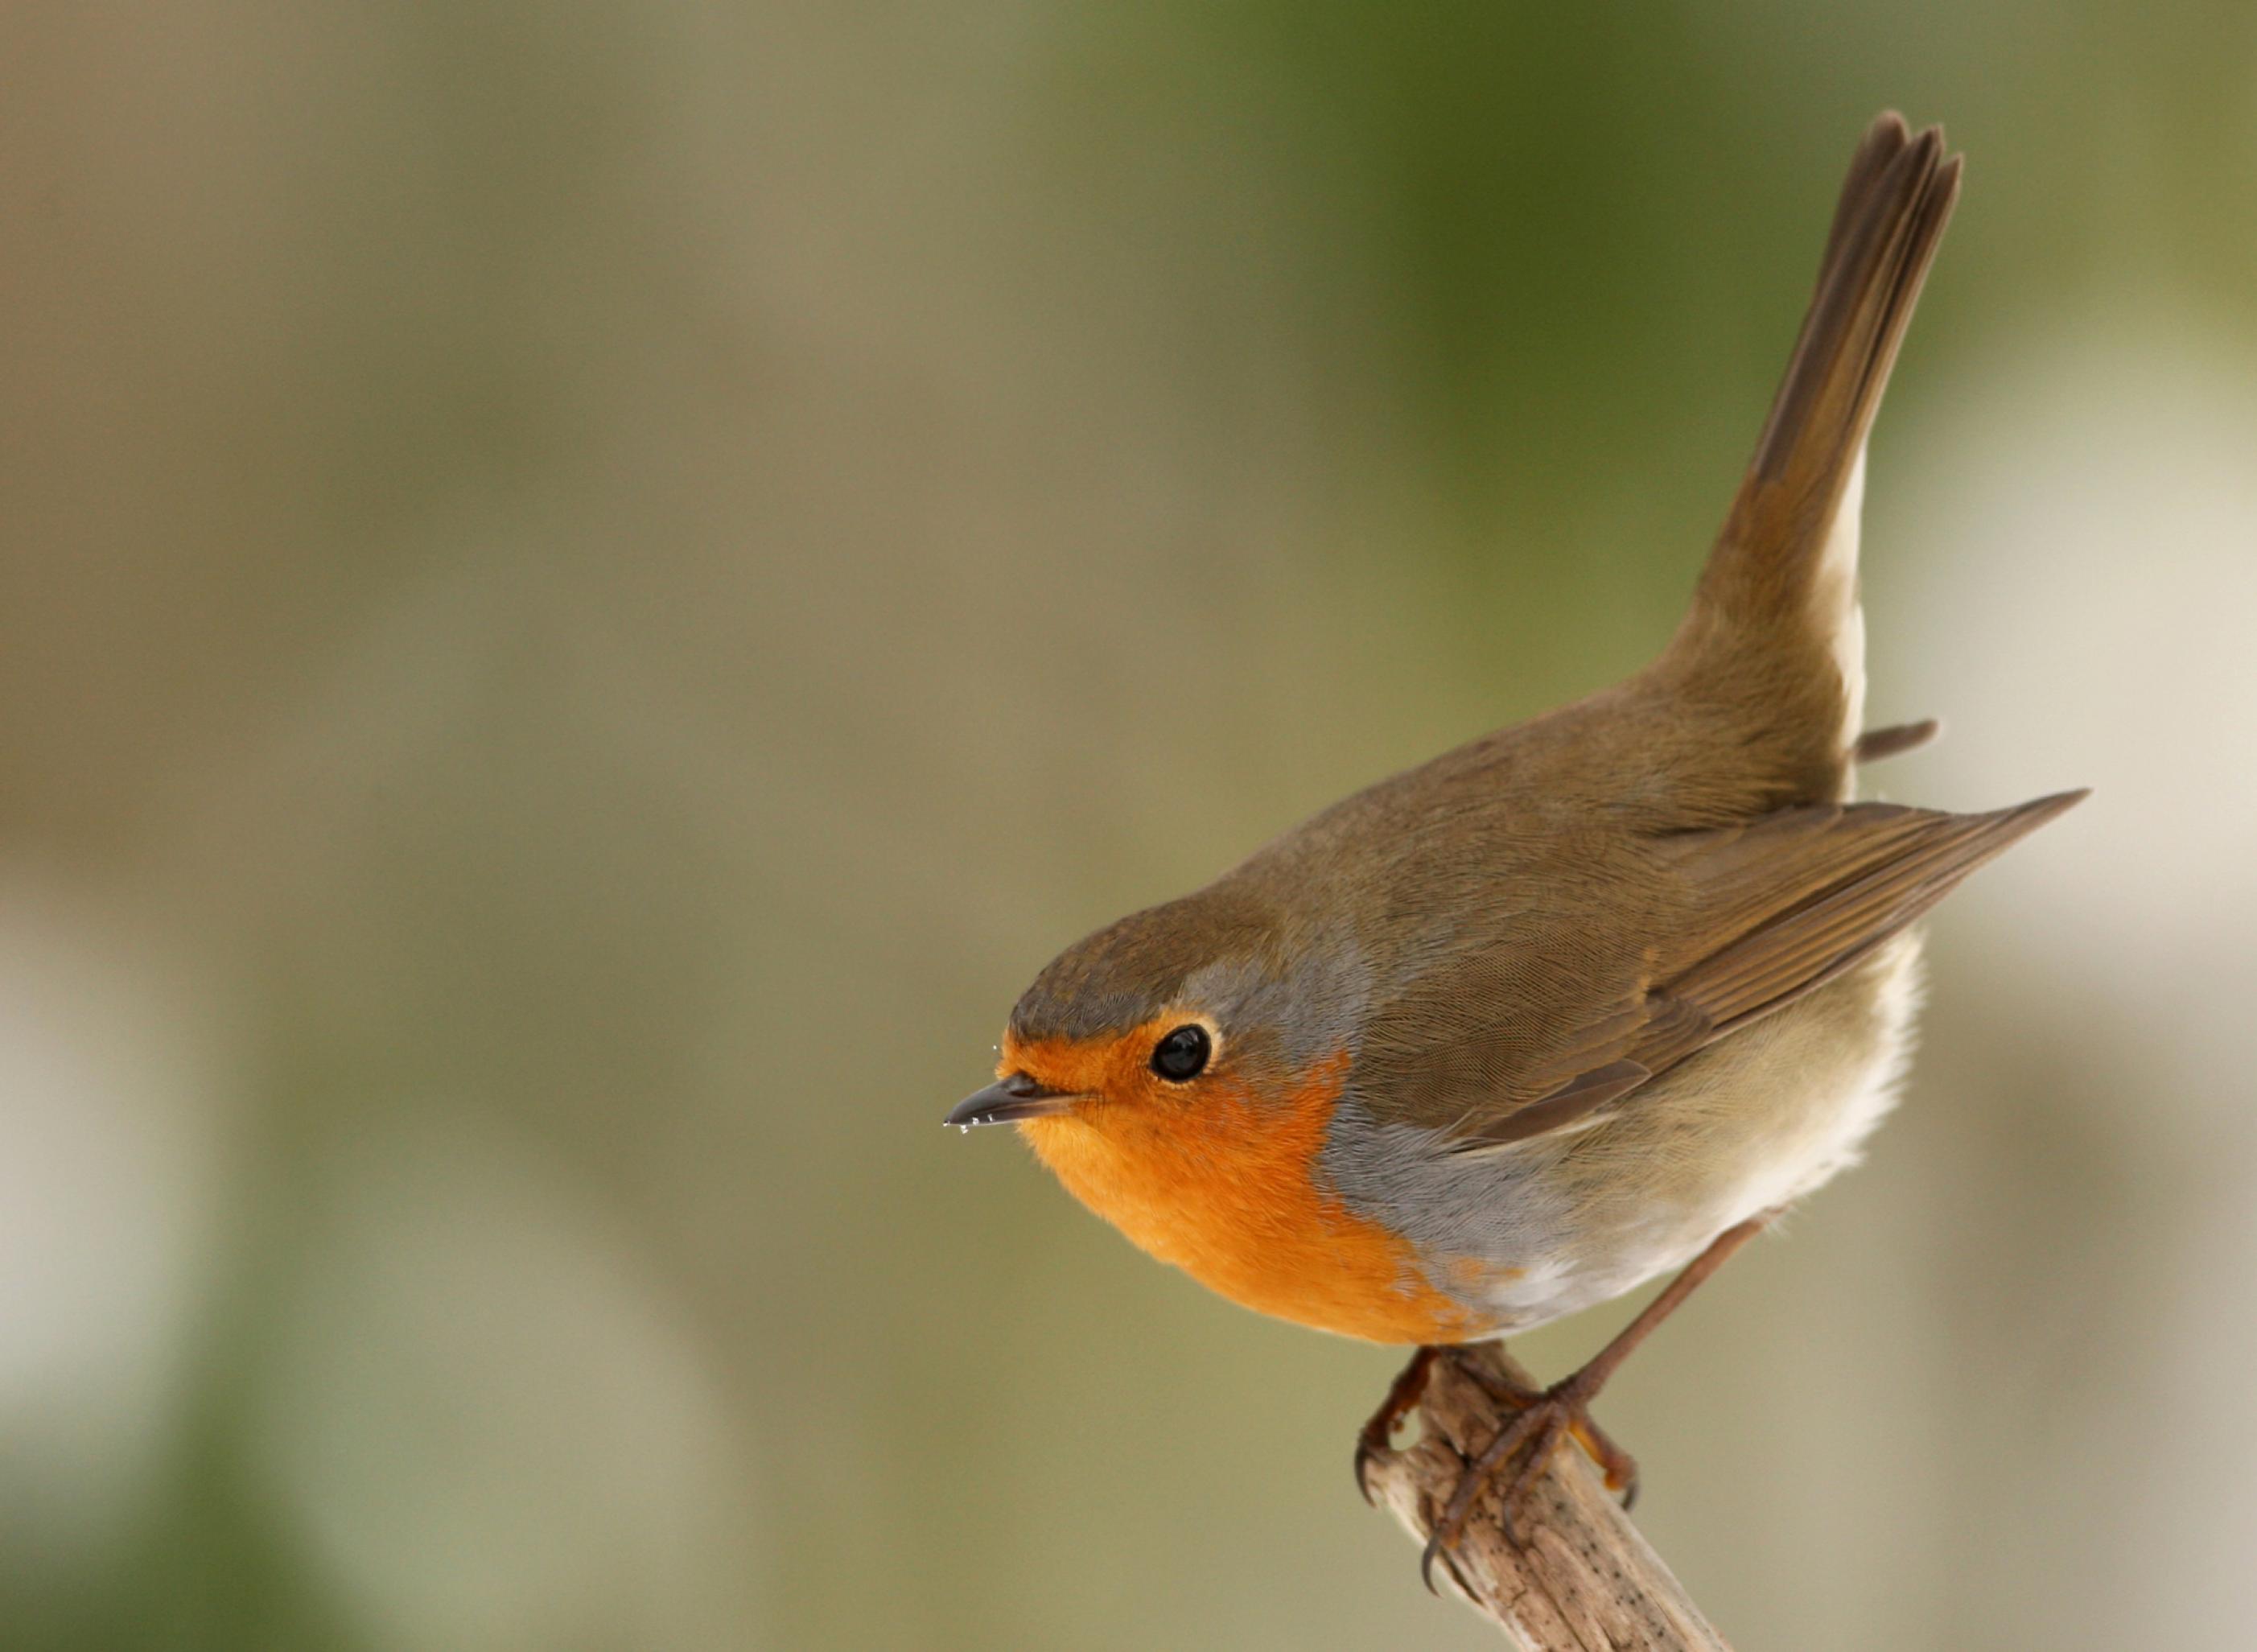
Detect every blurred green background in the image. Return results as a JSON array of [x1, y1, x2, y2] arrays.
[[4, 4, 2253, 1649]]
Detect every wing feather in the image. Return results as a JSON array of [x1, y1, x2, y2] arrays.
[[1430, 791, 2086, 1149]]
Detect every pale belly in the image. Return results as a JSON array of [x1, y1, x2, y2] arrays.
[[1321, 934, 1922, 1337]]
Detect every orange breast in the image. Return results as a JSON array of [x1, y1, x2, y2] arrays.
[[1015, 1044, 1480, 1345]]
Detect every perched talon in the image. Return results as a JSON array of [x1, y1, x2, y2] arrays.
[[1420, 1399, 1552, 1588], [1355, 1345, 1440, 1504], [1453, 1351, 1639, 1501], [1369, 1344, 1645, 1586], [1419, 1352, 1641, 1581]]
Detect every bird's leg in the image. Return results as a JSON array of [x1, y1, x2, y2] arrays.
[[1419, 1214, 1771, 1587], [1355, 1344, 1442, 1503]]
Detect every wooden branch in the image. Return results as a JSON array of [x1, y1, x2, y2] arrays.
[[1361, 1344, 1731, 1651]]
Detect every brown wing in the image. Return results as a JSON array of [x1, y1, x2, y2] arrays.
[[1438, 791, 2086, 1149]]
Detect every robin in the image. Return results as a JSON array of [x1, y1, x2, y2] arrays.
[[946, 113, 2082, 1580]]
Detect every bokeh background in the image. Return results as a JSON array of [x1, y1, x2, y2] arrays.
[[6, 5, 2255, 1649]]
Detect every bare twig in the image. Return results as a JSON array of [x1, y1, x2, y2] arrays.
[[1361, 1345, 1730, 1650]]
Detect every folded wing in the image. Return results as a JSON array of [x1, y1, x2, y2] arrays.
[[1427, 790, 2086, 1149]]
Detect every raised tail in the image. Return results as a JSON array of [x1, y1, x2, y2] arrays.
[[1660, 113, 1962, 803]]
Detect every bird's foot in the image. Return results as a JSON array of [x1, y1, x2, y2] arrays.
[[1354, 1345, 1441, 1504], [1419, 1353, 1639, 1592]]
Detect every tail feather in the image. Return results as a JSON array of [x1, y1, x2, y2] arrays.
[[1744, 117, 1959, 503], [1661, 112, 1961, 803]]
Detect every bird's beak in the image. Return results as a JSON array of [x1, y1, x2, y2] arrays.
[[945, 1072, 1079, 1128]]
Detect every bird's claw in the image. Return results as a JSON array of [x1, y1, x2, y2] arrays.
[[1353, 1434, 1386, 1506], [1418, 1357, 1639, 1587], [1354, 1345, 1442, 1506]]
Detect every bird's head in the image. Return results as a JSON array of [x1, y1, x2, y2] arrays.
[[946, 884, 1367, 1139], [942, 881, 1481, 1344]]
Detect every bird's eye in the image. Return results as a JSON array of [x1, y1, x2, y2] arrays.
[[1151, 1024, 1211, 1082]]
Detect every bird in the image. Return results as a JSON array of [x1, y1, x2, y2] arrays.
[[945, 112, 2082, 1581]]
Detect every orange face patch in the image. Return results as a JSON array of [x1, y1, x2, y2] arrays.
[[1005, 1025, 1481, 1345]]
